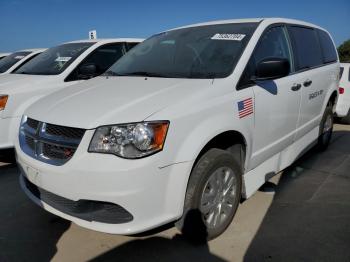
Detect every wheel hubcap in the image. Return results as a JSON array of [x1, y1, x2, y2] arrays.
[[200, 167, 237, 229]]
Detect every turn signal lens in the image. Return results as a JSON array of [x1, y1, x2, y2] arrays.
[[339, 87, 345, 95], [152, 122, 169, 150], [0, 95, 8, 111]]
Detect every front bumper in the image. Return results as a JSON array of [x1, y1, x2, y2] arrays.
[[16, 130, 193, 234], [0, 116, 21, 149]]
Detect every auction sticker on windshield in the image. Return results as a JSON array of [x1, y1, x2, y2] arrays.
[[55, 57, 72, 62], [211, 33, 246, 41]]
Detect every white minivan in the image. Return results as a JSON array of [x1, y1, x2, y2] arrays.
[[336, 63, 350, 123], [17, 18, 339, 241], [0, 38, 142, 150], [0, 49, 45, 75]]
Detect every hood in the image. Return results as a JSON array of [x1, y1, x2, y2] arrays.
[[25, 76, 213, 129], [0, 74, 58, 94]]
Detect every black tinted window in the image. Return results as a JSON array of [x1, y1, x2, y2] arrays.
[[126, 42, 139, 51], [251, 26, 292, 67], [239, 26, 292, 88], [83, 43, 125, 74], [317, 29, 337, 64], [340, 67, 344, 79], [289, 26, 323, 70], [0, 51, 31, 73], [14, 43, 94, 75], [66, 43, 126, 81]]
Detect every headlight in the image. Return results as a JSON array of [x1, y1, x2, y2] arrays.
[[0, 95, 8, 111], [88, 121, 169, 158]]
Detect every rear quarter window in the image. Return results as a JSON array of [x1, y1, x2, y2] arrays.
[[317, 29, 338, 64], [340, 67, 344, 79], [288, 26, 323, 71]]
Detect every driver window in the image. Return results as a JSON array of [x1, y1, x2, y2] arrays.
[[65, 43, 126, 82], [238, 26, 293, 89]]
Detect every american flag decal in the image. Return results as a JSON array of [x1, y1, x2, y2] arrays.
[[237, 98, 253, 118]]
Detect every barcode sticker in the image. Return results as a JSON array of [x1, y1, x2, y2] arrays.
[[211, 34, 246, 41]]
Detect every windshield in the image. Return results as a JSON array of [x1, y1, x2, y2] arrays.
[[0, 51, 31, 73], [13, 42, 94, 75], [106, 23, 258, 79]]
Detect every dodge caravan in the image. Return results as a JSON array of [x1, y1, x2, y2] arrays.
[[17, 18, 339, 240]]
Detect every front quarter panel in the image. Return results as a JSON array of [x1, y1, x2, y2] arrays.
[[147, 81, 254, 170]]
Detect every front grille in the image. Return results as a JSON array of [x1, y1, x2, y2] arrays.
[[23, 176, 133, 224], [25, 136, 35, 151], [27, 118, 39, 130], [19, 117, 85, 165], [46, 123, 85, 140], [43, 143, 76, 161]]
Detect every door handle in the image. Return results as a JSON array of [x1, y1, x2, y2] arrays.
[[303, 79, 313, 87], [291, 83, 302, 91]]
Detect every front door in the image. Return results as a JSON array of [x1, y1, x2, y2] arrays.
[[239, 25, 302, 169]]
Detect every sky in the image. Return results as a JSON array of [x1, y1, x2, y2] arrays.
[[0, 0, 349, 52]]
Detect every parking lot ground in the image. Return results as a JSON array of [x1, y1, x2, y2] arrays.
[[0, 124, 349, 262]]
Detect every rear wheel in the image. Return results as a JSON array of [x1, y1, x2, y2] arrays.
[[317, 105, 333, 150], [176, 148, 242, 242]]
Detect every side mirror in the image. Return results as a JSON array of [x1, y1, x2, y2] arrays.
[[78, 63, 97, 79], [254, 57, 290, 81]]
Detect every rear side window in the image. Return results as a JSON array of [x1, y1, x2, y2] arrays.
[[317, 29, 337, 64], [340, 67, 344, 79], [288, 26, 323, 71]]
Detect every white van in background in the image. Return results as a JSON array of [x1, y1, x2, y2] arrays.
[[0, 49, 45, 75], [336, 63, 350, 123], [0, 38, 142, 150]]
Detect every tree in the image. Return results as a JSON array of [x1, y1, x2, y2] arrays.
[[338, 40, 350, 63]]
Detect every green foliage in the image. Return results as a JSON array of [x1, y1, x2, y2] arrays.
[[338, 40, 350, 63]]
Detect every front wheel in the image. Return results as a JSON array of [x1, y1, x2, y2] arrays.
[[317, 105, 333, 150], [176, 148, 242, 242]]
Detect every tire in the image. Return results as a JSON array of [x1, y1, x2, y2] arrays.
[[317, 105, 334, 150], [340, 110, 350, 125], [176, 148, 242, 242]]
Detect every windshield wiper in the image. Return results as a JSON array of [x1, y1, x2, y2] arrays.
[[112, 71, 172, 78], [16, 71, 45, 75], [102, 71, 120, 76]]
